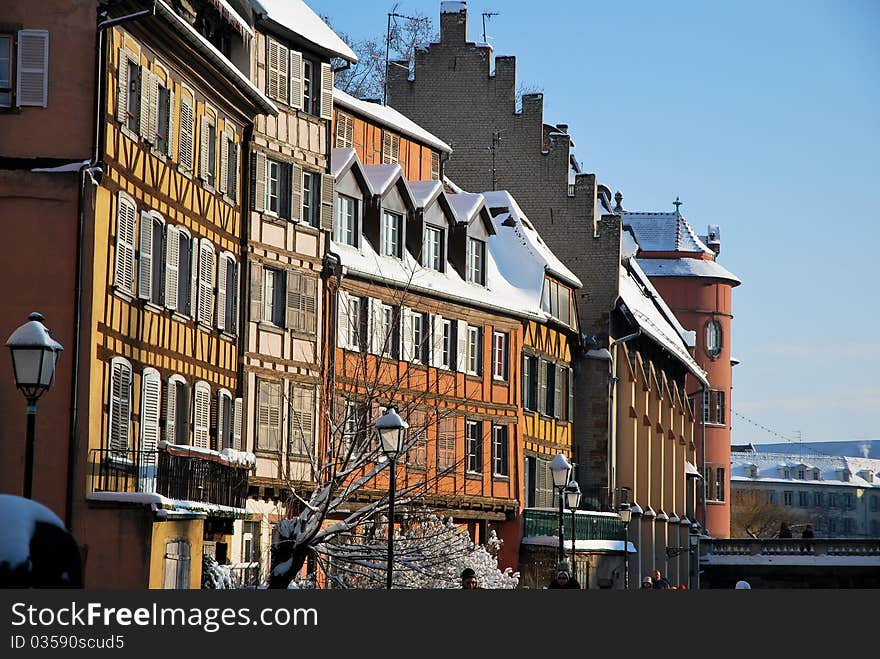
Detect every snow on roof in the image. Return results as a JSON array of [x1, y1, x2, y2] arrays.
[[408, 180, 444, 208], [636, 257, 742, 286], [619, 259, 707, 383], [333, 89, 452, 154], [330, 147, 358, 180], [446, 192, 486, 224], [250, 0, 357, 62], [440, 1, 467, 13], [363, 163, 405, 197], [0, 495, 65, 570], [622, 211, 714, 255], [730, 450, 880, 488], [442, 175, 466, 194], [156, 1, 277, 116], [209, 0, 253, 37], [521, 535, 637, 554]]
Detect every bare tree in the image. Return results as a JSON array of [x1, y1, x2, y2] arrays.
[[730, 489, 809, 538]]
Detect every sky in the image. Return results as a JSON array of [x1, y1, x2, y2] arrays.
[[307, 0, 880, 445]]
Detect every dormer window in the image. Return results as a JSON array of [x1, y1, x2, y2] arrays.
[[424, 225, 444, 271], [797, 468, 805, 480], [381, 210, 402, 258], [335, 194, 358, 246], [746, 464, 758, 478], [466, 237, 485, 285]]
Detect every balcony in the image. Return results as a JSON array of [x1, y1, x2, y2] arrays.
[[89, 443, 253, 511], [522, 508, 625, 541]]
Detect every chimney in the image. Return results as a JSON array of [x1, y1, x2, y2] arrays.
[[440, 1, 468, 43], [706, 224, 721, 255], [556, 123, 568, 133]]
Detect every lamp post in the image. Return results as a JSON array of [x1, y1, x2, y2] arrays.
[[376, 406, 408, 590], [550, 453, 572, 565], [6, 312, 63, 499], [565, 480, 581, 573], [618, 504, 633, 590]]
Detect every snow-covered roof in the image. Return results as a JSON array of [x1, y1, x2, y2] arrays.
[[330, 147, 358, 180], [440, 1, 467, 13], [731, 449, 880, 488], [250, 0, 357, 62], [636, 257, 742, 286], [208, 0, 253, 37], [0, 495, 66, 570], [521, 535, 637, 554], [619, 259, 707, 383], [363, 163, 406, 197], [447, 192, 487, 225], [333, 89, 452, 154], [622, 211, 714, 255], [408, 180, 444, 208]]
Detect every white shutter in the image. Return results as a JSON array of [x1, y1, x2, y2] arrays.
[[164, 225, 179, 310], [401, 307, 413, 362], [17, 30, 49, 107], [199, 119, 210, 181], [267, 38, 280, 100], [165, 87, 175, 158], [165, 378, 177, 443], [179, 93, 194, 172], [139, 369, 161, 492], [289, 49, 303, 110], [139, 65, 151, 139], [115, 194, 137, 294], [337, 290, 349, 349], [319, 62, 333, 120], [368, 298, 382, 355], [216, 254, 228, 331], [219, 130, 229, 194], [253, 151, 266, 212], [147, 71, 160, 142], [116, 50, 129, 123], [198, 241, 215, 326], [216, 391, 227, 449], [193, 382, 210, 449], [138, 211, 153, 300], [190, 236, 199, 317], [109, 359, 132, 454], [430, 314, 444, 367], [233, 397, 242, 451], [456, 320, 468, 373], [232, 262, 240, 334], [292, 164, 303, 223]]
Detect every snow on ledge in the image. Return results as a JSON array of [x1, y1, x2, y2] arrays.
[[441, 1, 467, 13], [521, 534, 637, 553], [0, 494, 66, 569], [86, 492, 250, 518], [158, 440, 256, 469]]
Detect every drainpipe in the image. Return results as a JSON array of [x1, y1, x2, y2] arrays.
[[700, 382, 707, 531], [239, 121, 254, 399], [607, 330, 640, 510]]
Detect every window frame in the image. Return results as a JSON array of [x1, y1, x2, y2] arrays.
[[492, 331, 508, 381], [301, 170, 321, 227], [466, 237, 485, 285], [466, 325, 482, 376], [492, 424, 509, 477], [0, 34, 13, 109], [705, 319, 723, 359], [465, 420, 482, 474], [334, 193, 358, 246], [288, 383, 316, 458], [423, 225, 444, 271], [262, 266, 286, 327], [380, 209, 403, 258]]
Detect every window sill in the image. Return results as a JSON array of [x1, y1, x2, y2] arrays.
[[223, 194, 238, 206], [120, 125, 140, 144], [112, 287, 135, 303], [406, 465, 427, 472], [492, 474, 510, 482], [144, 301, 166, 315], [290, 329, 317, 341], [254, 450, 281, 458], [296, 222, 321, 235], [220, 330, 238, 342], [465, 471, 483, 480], [197, 322, 215, 333], [257, 321, 284, 334], [150, 147, 168, 163], [171, 311, 192, 324], [492, 376, 509, 383], [177, 164, 193, 179]]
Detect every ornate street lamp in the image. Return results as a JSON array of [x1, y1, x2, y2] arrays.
[[565, 480, 581, 574], [550, 453, 572, 565], [6, 312, 63, 499], [376, 406, 408, 590], [618, 504, 633, 590]]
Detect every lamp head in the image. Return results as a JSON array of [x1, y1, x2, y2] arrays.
[[376, 406, 408, 459], [549, 453, 572, 488], [6, 312, 63, 400]]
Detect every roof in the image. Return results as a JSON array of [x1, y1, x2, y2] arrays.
[[408, 180, 444, 208], [622, 211, 714, 255], [249, 0, 357, 62], [636, 257, 742, 286], [618, 259, 707, 383], [731, 449, 880, 489], [333, 89, 452, 154]]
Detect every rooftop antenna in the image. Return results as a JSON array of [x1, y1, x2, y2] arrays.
[[384, 10, 427, 105], [488, 130, 503, 190], [482, 11, 499, 43]]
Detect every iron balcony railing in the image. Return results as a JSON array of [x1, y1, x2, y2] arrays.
[[523, 508, 625, 541], [89, 445, 250, 510]]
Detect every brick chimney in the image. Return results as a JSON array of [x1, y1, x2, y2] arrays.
[[440, 1, 468, 43]]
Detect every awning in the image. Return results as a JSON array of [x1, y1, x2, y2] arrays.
[[685, 461, 703, 479]]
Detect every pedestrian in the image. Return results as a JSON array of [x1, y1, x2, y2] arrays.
[[734, 580, 751, 589], [460, 567, 479, 589], [801, 523, 814, 539], [640, 576, 653, 589], [650, 569, 670, 589], [677, 584, 687, 590], [778, 522, 792, 538], [547, 561, 581, 589]]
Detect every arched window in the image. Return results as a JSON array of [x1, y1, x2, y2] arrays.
[[705, 319, 722, 358]]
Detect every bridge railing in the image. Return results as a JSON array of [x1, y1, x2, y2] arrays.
[[702, 538, 880, 558]]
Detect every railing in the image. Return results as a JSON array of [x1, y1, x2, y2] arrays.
[[227, 562, 261, 588], [89, 446, 251, 510], [523, 508, 625, 541], [703, 538, 880, 558]]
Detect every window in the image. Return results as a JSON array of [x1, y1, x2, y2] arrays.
[[335, 111, 354, 148], [114, 192, 137, 296], [784, 490, 793, 506], [264, 158, 292, 219], [262, 267, 286, 327], [715, 390, 726, 425], [702, 388, 711, 424], [340, 399, 367, 456], [828, 492, 838, 508], [302, 58, 315, 114], [217, 253, 238, 334], [163, 540, 190, 589], [814, 492, 822, 507], [337, 292, 362, 351], [378, 304, 398, 358], [540, 360, 557, 417], [139, 369, 161, 489], [424, 226, 443, 271], [797, 468, 806, 480], [492, 424, 508, 476], [406, 410, 427, 469], [286, 272, 318, 334], [192, 381, 210, 449], [334, 194, 358, 246], [220, 130, 237, 201], [540, 279, 573, 325], [289, 384, 315, 458], [441, 318, 453, 369], [872, 496, 879, 512], [492, 331, 508, 380], [381, 210, 402, 257], [217, 389, 234, 450], [405, 311, 426, 363], [843, 493, 854, 509], [522, 354, 537, 411], [196, 239, 215, 327], [266, 37, 290, 104], [566, 368, 574, 422], [706, 319, 722, 358], [466, 420, 482, 473], [171, 228, 193, 315], [466, 237, 485, 285], [467, 325, 482, 375], [256, 380, 281, 452], [703, 389, 726, 425], [178, 89, 195, 173], [155, 83, 173, 156], [121, 55, 141, 134], [199, 113, 217, 188], [0, 35, 12, 108], [108, 358, 132, 456], [242, 521, 261, 567], [437, 415, 455, 472], [431, 151, 440, 180], [798, 491, 809, 507], [382, 131, 400, 164], [138, 211, 165, 305], [301, 171, 320, 227], [767, 490, 777, 504], [165, 375, 190, 445]]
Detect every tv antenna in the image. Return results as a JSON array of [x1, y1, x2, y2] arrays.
[[481, 11, 499, 43], [384, 11, 430, 105]]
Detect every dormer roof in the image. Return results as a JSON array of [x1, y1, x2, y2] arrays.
[[249, 0, 358, 62]]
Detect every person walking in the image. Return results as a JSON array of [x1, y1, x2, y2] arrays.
[[460, 567, 479, 589], [547, 561, 581, 589], [650, 569, 670, 589], [778, 522, 793, 538], [640, 576, 653, 589], [801, 523, 815, 538], [734, 580, 752, 589]]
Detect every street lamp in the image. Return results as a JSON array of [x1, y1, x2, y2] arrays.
[[6, 312, 63, 499], [618, 504, 633, 590], [550, 453, 572, 565], [376, 406, 408, 590], [565, 480, 581, 573]]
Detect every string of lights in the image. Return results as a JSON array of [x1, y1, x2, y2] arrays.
[[731, 410, 830, 458]]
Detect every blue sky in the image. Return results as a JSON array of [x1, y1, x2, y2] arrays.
[[308, 0, 880, 445]]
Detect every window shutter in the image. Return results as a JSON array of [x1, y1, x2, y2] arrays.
[[252, 151, 266, 212], [140, 370, 161, 481], [319, 62, 333, 120], [456, 320, 468, 373], [179, 94, 194, 172], [337, 289, 349, 348], [219, 130, 229, 194], [336, 113, 354, 148], [232, 397, 242, 451], [137, 212, 153, 300], [320, 173, 334, 231], [216, 391, 227, 449], [302, 275, 316, 334], [229, 140, 239, 201], [285, 270, 300, 331], [250, 262, 263, 322], [290, 385, 314, 456], [257, 382, 270, 450], [116, 49, 129, 123], [289, 49, 303, 110], [115, 194, 137, 294], [198, 241, 215, 326], [193, 382, 210, 449], [291, 164, 303, 223], [232, 261, 240, 334], [199, 118, 210, 182], [554, 364, 563, 419], [17, 30, 49, 107], [147, 71, 160, 142], [538, 360, 548, 415], [165, 378, 177, 443], [267, 38, 280, 101], [382, 131, 393, 164], [401, 307, 413, 361], [430, 314, 444, 367], [109, 359, 132, 455], [522, 354, 529, 409], [189, 237, 199, 317], [431, 152, 440, 180], [164, 225, 179, 310], [165, 87, 175, 158], [567, 368, 574, 421], [369, 299, 384, 355], [139, 66, 151, 140], [216, 254, 228, 332]]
